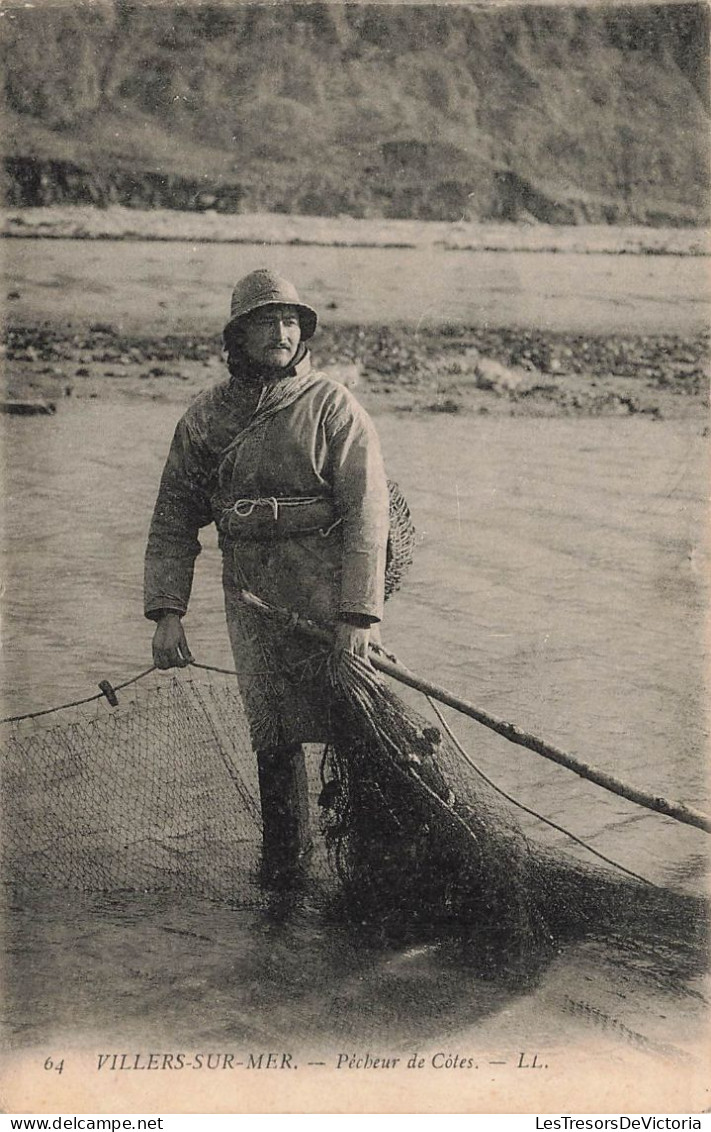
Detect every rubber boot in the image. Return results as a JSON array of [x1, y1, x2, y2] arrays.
[[256, 744, 311, 881]]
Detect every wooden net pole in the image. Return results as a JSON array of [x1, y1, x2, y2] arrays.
[[237, 590, 711, 835]]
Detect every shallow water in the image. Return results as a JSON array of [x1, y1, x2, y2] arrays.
[[5, 237, 710, 335], [1, 396, 708, 1053]]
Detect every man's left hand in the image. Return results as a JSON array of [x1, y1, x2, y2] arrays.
[[333, 622, 370, 659]]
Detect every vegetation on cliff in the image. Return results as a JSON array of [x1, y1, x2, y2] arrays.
[[2, 2, 709, 225]]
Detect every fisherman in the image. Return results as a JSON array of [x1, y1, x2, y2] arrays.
[[144, 268, 390, 878]]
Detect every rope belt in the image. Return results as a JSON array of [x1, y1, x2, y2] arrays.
[[218, 495, 342, 542]]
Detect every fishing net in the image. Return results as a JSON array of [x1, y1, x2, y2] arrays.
[[2, 635, 707, 980], [2, 676, 268, 900], [321, 654, 708, 979], [384, 480, 416, 600]]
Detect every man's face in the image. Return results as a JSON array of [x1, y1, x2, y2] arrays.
[[240, 304, 301, 368]]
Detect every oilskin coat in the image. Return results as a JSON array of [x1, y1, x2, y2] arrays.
[[144, 351, 390, 748]]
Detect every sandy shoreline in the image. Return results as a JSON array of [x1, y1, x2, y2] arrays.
[[3, 204, 710, 255]]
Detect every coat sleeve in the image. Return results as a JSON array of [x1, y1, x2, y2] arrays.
[[144, 413, 215, 620], [327, 396, 390, 623]]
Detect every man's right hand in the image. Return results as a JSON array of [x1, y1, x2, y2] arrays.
[[152, 612, 194, 669]]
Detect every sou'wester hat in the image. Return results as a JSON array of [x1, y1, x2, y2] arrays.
[[224, 269, 318, 341]]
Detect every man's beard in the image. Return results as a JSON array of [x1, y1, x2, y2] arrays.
[[227, 341, 306, 383]]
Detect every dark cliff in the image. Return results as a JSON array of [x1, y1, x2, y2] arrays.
[[2, 1, 708, 225]]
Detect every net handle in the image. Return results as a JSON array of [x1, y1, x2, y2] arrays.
[[236, 589, 711, 836]]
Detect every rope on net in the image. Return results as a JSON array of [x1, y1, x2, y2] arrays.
[[0, 666, 158, 724], [425, 695, 657, 887]]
